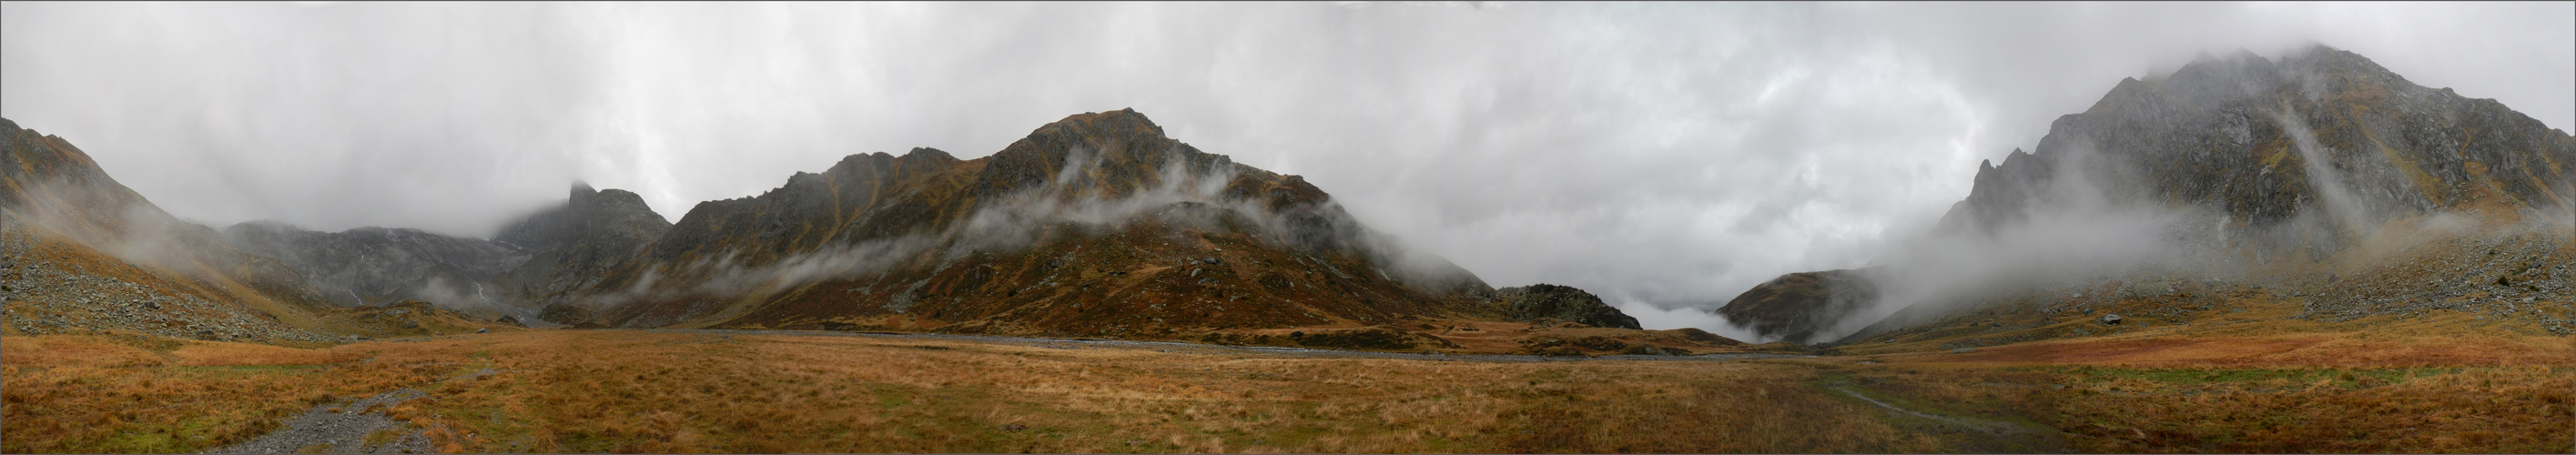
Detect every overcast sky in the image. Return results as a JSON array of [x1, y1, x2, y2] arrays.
[[5, 2, 2570, 329]]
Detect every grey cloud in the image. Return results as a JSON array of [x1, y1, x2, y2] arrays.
[[5, 2, 2567, 332]]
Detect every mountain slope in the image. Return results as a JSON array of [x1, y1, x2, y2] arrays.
[[221, 221, 529, 309], [492, 184, 671, 317], [542, 109, 1519, 338], [1719, 46, 2576, 344], [1, 118, 339, 342]]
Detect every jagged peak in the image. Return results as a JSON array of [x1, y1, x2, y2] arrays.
[[902, 147, 955, 161], [592, 187, 649, 204], [1034, 107, 1166, 139]]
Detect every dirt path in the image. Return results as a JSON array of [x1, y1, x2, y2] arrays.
[[1827, 384, 2068, 453], [669, 329, 1811, 362], [205, 368, 501, 454], [201, 389, 432, 454]]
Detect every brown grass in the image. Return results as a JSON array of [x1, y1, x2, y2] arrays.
[[10, 328, 2568, 453], [1897, 332, 2571, 369], [1840, 323, 2576, 454], [2053, 365, 2574, 453], [7, 330, 1932, 453], [1, 333, 470, 453], [400, 331, 1931, 453]]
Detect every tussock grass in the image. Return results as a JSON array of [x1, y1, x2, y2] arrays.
[[7, 330, 1931, 453], [1, 334, 472, 453], [11, 329, 2566, 453], [2052, 365, 2574, 452], [410, 331, 1932, 453], [1840, 335, 2575, 454]]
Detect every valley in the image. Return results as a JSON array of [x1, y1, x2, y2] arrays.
[[3, 42, 2571, 453], [4, 310, 2565, 453]]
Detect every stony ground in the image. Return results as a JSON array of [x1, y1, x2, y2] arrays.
[[1, 229, 331, 343], [204, 389, 433, 454]]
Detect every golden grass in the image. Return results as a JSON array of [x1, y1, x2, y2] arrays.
[[7, 330, 1933, 453], [1841, 320, 2576, 454], [400, 331, 1932, 453], [1, 333, 468, 453], [2054, 365, 2573, 453], [1893, 332, 2571, 369], [9, 328, 2568, 453]]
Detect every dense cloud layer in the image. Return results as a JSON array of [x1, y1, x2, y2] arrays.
[[5, 3, 2568, 330]]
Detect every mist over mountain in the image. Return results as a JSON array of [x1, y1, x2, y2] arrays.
[[1718, 46, 2575, 344], [220, 221, 526, 308], [7, 108, 1649, 348], [2, 118, 341, 342], [542, 109, 1526, 336]]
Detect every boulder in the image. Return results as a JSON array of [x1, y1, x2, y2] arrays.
[[2100, 314, 2124, 325]]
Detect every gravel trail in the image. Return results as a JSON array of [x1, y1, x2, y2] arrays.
[[202, 389, 433, 454], [205, 368, 504, 454]]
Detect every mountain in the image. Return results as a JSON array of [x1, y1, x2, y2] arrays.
[[1712, 269, 1877, 343], [207, 183, 671, 324], [1719, 46, 2576, 344], [490, 184, 671, 315], [5, 109, 1668, 351], [1496, 284, 1643, 329], [220, 221, 528, 309], [1, 118, 340, 342], [539, 109, 1527, 338], [1935, 46, 2568, 238]]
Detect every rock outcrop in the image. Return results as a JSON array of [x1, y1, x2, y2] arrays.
[[1714, 269, 1879, 343], [1495, 284, 1642, 329]]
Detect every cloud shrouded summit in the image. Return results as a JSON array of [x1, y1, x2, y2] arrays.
[[4, 2, 2569, 331]]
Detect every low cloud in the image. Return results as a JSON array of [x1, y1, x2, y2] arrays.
[[5, 3, 2566, 333], [574, 144, 1480, 311]]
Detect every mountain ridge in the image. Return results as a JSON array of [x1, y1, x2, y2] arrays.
[[1719, 45, 2574, 344]]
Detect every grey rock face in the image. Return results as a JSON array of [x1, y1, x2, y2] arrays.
[[492, 184, 672, 321], [222, 221, 529, 308], [1495, 283, 1644, 329], [495, 183, 672, 253], [1935, 46, 2574, 257]]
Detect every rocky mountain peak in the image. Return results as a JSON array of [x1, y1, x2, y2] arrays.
[[1942, 44, 2571, 242], [1747, 46, 2573, 345], [970, 108, 1236, 202], [496, 183, 670, 252]]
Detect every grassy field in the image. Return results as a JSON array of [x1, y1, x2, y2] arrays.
[[4, 328, 2569, 453]]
